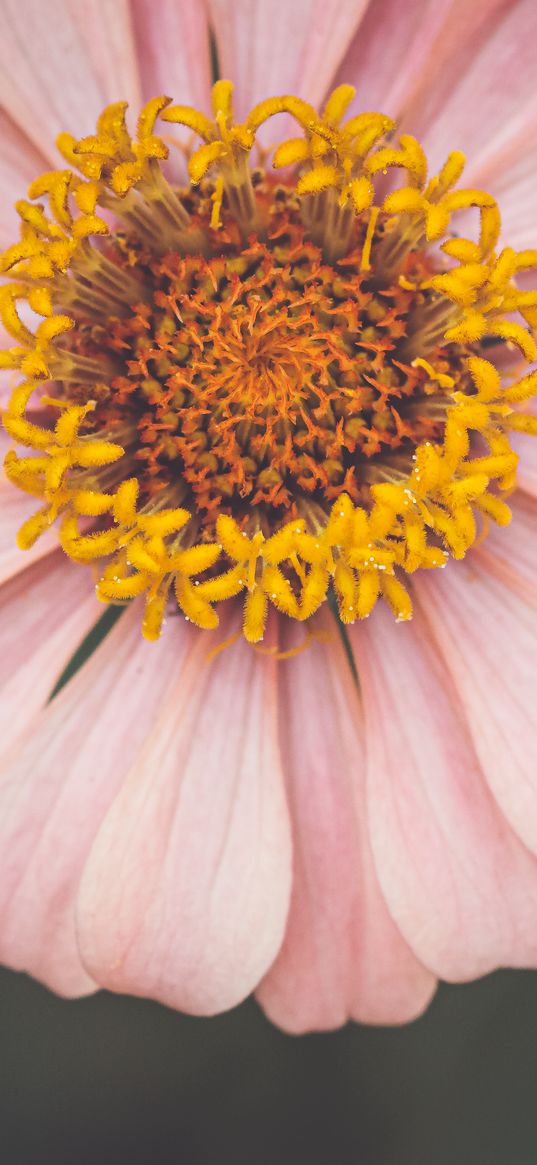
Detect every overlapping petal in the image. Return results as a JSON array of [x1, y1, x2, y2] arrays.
[[484, 144, 537, 249], [209, 0, 368, 143], [0, 0, 141, 156], [397, 0, 537, 178], [334, 0, 456, 123], [415, 560, 537, 856], [76, 616, 292, 1015], [0, 108, 49, 248], [0, 604, 195, 996], [257, 615, 436, 1033], [0, 552, 99, 756], [350, 602, 537, 980], [477, 493, 537, 607], [336, 0, 537, 247], [131, 0, 212, 110]]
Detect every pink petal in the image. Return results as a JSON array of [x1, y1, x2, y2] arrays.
[[333, 0, 455, 123], [76, 621, 292, 1015], [130, 0, 212, 108], [0, 110, 49, 248], [209, 0, 368, 144], [399, 0, 537, 179], [476, 492, 537, 609], [349, 602, 537, 981], [0, 604, 195, 996], [129, 0, 212, 181], [0, 552, 99, 757], [489, 147, 537, 249], [0, 0, 141, 160], [415, 557, 537, 855], [257, 614, 435, 1033]]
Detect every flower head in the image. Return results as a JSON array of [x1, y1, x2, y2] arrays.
[[2, 78, 536, 646], [1, 0, 537, 1033]]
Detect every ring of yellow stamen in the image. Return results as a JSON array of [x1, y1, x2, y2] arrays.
[[2, 83, 537, 643]]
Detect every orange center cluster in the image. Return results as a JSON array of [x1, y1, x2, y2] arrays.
[[66, 184, 461, 536]]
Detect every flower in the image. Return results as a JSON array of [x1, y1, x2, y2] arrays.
[[0, 0, 537, 1033]]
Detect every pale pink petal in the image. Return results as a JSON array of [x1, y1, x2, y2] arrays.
[[0, 110, 49, 247], [76, 622, 292, 1015], [415, 558, 537, 855], [398, 0, 537, 179], [477, 492, 537, 609], [333, 0, 456, 123], [129, 0, 212, 180], [209, 0, 369, 145], [340, 0, 535, 253], [481, 137, 537, 249], [0, 0, 141, 161], [130, 0, 212, 107], [349, 602, 537, 981], [0, 604, 196, 996], [257, 615, 435, 1033], [0, 552, 99, 756]]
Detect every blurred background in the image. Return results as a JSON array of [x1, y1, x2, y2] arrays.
[[2, 967, 537, 1163]]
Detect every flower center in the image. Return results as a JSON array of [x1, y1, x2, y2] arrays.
[[2, 82, 537, 642], [65, 190, 464, 529]]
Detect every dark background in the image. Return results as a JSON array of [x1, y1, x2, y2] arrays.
[[2, 967, 537, 1164]]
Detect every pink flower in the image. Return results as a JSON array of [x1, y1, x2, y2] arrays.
[[1, 0, 537, 1033]]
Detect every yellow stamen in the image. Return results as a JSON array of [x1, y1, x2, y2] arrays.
[[1, 83, 536, 644], [360, 206, 379, 272]]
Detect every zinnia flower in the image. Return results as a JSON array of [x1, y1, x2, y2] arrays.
[[1, 0, 537, 1034]]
